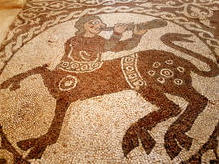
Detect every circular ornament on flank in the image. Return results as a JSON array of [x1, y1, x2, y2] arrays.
[[59, 75, 78, 91], [157, 77, 165, 84], [148, 70, 156, 76], [160, 68, 174, 78], [174, 78, 183, 85], [153, 62, 161, 68], [177, 66, 185, 73], [165, 59, 174, 65]]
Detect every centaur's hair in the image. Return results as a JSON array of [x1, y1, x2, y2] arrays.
[[75, 15, 101, 36]]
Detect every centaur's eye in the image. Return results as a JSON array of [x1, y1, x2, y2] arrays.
[[91, 19, 101, 25]]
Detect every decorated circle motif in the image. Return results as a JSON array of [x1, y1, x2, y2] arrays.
[[153, 62, 161, 68], [126, 66, 135, 72], [128, 73, 138, 79], [165, 60, 174, 65], [61, 62, 69, 68], [148, 70, 156, 76], [58, 75, 78, 91], [174, 78, 183, 85], [124, 57, 135, 63], [160, 68, 174, 78], [121, 54, 146, 90], [81, 64, 89, 71], [133, 80, 145, 87], [71, 62, 80, 69], [59, 61, 103, 73], [177, 66, 185, 73], [157, 77, 165, 84]]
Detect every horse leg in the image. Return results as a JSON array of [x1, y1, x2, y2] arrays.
[[17, 98, 70, 160], [164, 87, 208, 159], [0, 125, 30, 164], [122, 87, 182, 157], [181, 122, 218, 164], [0, 64, 48, 91]]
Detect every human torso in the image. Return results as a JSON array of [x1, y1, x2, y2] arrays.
[[57, 35, 105, 73], [67, 35, 105, 62]]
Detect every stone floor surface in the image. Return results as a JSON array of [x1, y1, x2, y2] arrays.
[[0, 0, 218, 163]]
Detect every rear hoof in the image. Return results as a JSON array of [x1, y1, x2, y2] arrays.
[[122, 124, 139, 157], [164, 131, 182, 159], [139, 128, 156, 155], [122, 123, 156, 157]]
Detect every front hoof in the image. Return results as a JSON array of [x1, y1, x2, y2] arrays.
[[0, 79, 21, 91], [0, 81, 11, 90], [17, 137, 47, 160], [17, 138, 38, 151], [25, 145, 47, 160]]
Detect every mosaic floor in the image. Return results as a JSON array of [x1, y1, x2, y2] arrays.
[[0, 0, 218, 163]]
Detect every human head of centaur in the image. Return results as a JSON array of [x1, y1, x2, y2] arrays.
[[74, 15, 106, 37]]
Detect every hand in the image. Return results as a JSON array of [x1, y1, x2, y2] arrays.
[[114, 23, 128, 34], [133, 25, 147, 35]]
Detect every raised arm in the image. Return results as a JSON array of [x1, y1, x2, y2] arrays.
[[104, 25, 147, 52], [104, 23, 127, 51]]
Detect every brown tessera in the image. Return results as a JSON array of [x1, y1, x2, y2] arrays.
[[0, 0, 218, 163]]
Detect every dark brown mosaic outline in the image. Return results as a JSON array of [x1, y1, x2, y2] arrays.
[[0, 0, 218, 163]]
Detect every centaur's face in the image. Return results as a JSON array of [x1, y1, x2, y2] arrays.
[[84, 18, 106, 35]]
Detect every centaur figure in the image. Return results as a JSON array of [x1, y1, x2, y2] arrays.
[[57, 15, 147, 74], [0, 14, 218, 161]]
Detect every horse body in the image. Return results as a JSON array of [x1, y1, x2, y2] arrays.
[[40, 58, 129, 100], [0, 33, 218, 160]]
